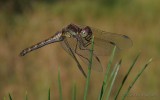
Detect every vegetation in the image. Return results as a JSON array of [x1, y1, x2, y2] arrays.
[[6, 44, 152, 100], [0, 0, 159, 99]]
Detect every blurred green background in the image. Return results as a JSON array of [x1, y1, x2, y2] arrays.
[[0, 0, 160, 100]]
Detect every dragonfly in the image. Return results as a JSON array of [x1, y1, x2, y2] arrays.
[[20, 24, 133, 78]]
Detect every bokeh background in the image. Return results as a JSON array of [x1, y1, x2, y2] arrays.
[[0, 0, 160, 100]]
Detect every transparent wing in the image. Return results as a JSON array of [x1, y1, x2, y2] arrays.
[[76, 48, 103, 71], [61, 38, 103, 72], [91, 27, 133, 50], [86, 40, 119, 56], [78, 25, 133, 56], [61, 38, 76, 57], [61, 39, 87, 78]]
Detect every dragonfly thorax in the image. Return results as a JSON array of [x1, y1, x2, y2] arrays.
[[68, 30, 78, 36], [64, 24, 81, 38], [64, 32, 72, 38]]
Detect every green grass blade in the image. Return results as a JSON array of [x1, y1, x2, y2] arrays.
[[58, 67, 63, 100], [83, 36, 94, 100], [106, 59, 122, 100], [104, 46, 116, 81], [48, 88, 50, 100], [3, 96, 6, 100], [114, 53, 141, 100], [122, 58, 152, 100], [98, 83, 104, 100], [99, 59, 121, 100], [98, 46, 116, 100], [9, 93, 12, 100], [72, 83, 76, 100], [25, 91, 28, 100]]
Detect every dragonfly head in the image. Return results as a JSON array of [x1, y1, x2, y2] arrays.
[[80, 26, 93, 41]]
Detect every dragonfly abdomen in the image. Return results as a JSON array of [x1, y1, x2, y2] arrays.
[[20, 31, 64, 56], [19, 42, 45, 56]]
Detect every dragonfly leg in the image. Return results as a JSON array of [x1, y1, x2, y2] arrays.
[[78, 42, 92, 52], [84, 42, 91, 47], [74, 40, 90, 62], [78, 41, 101, 64]]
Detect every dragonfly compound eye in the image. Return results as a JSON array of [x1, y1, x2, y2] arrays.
[[81, 30, 88, 37]]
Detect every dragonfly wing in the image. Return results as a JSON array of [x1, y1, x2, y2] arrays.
[[61, 40, 74, 57], [61, 37, 78, 57], [61, 39, 87, 78], [85, 39, 118, 56], [78, 24, 132, 49], [93, 38, 119, 56], [84, 27, 132, 56], [75, 44, 103, 72], [91, 27, 133, 50], [77, 25, 132, 56], [61, 38, 103, 72], [77, 51, 103, 72]]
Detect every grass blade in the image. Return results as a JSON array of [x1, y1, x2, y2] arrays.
[[104, 46, 117, 81], [25, 91, 28, 100], [122, 58, 152, 100], [99, 83, 104, 100], [9, 93, 12, 100], [114, 53, 141, 100], [58, 67, 63, 100], [99, 59, 121, 100], [3, 96, 6, 100], [83, 36, 94, 100], [48, 88, 50, 100], [106, 59, 122, 100], [98, 46, 116, 100], [72, 83, 76, 100]]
